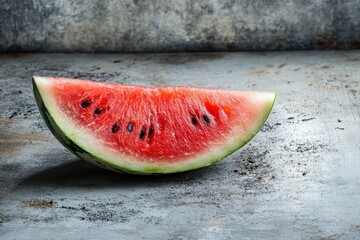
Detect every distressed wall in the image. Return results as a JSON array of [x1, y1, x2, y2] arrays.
[[1, 0, 359, 52]]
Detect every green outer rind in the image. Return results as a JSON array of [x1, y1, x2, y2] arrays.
[[33, 76, 276, 175]]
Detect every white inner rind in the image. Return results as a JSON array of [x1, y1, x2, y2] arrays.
[[34, 76, 276, 174]]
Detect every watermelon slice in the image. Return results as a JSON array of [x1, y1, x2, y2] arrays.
[[33, 76, 275, 174]]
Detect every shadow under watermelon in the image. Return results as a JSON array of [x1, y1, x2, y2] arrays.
[[16, 158, 222, 189]]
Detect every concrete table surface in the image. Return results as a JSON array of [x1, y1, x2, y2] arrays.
[[0, 51, 359, 239]]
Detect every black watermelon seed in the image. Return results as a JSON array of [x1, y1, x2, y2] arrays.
[[94, 108, 103, 114], [191, 116, 198, 125], [148, 127, 154, 136], [139, 128, 146, 140], [202, 114, 210, 124], [127, 123, 133, 133], [111, 123, 120, 133], [81, 100, 92, 108], [147, 126, 155, 144]]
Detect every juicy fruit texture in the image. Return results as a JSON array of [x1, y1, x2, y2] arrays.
[[33, 76, 276, 174]]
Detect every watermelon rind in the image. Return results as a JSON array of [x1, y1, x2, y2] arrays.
[[33, 76, 276, 174]]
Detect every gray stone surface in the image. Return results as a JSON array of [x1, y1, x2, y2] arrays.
[[0, 51, 360, 239], [1, 0, 360, 52]]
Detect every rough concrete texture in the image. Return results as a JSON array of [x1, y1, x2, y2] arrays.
[[1, 0, 360, 52], [1, 51, 360, 239]]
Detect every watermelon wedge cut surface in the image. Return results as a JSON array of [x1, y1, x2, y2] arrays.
[[33, 76, 276, 174]]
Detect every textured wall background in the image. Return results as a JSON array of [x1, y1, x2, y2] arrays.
[[1, 0, 359, 52]]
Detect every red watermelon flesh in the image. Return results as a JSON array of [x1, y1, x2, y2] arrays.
[[33, 76, 275, 174]]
